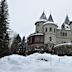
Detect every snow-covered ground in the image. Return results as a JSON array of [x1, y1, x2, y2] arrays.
[[0, 53, 72, 72]]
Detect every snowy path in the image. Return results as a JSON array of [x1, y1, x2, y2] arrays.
[[0, 53, 72, 72]]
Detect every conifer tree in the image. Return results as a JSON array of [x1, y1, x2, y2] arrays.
[[21, 36, 25, 48], [11, 34, 21, 54], [0, 0, 9, 57], [19, 36, 26, 55], [14, 36, 26, 55]]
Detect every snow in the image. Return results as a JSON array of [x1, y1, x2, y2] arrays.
[[29, 33, 44, 37], [44, 21, 55, 24], [44, 21, 58, 27], [0, 53, 72, 72], [64, 24, 70, 30], [36, 19, 47, 22], [54, 43, 72, 48]]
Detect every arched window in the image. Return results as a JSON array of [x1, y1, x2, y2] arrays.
[[49, 27, 52, 32], [49, 37, 52, 41], [46, 28, 47, 32]]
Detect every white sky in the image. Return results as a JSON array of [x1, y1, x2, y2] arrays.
[[7, 0, 72, 37]]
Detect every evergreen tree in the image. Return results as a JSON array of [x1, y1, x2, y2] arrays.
[[0, 0, 9, 57], [18, 36, 26, 55], [21, 36, 25, 49], [11, 34, 21, 54]]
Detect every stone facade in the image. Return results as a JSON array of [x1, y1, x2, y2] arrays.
[[27, 12, 72, 48]]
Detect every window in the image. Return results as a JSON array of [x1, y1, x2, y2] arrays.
[[54, 28, 55, 32], [49, 37, 52, 41], [65, 32, 67, 36], [67, 26, 68, 28], [63, 32, 64, 36], [35, 36, 40, 43], [60, 32, 62, 36], [60, 32, 67, 36], [46, 28, 47, 32], [37, 24, 39, 26], [37, 31, 38, 33], [49, 27, 52, 32]]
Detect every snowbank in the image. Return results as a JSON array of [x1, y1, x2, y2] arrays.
[[0, 53, 72, 72], [54, 43, 72, 48]]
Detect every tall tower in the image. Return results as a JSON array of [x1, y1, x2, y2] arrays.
[[43, 14, 58, 45], [35, 12, 47, 33]]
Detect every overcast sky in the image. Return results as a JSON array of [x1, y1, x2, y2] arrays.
[[7, 0, 72, 37]]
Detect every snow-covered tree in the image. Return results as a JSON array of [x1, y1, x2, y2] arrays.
[[11, 34, 21, 54], [0, 0, 9, 57], [16, 36, 26, 55]]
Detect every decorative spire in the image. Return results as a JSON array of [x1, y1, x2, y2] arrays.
[[48, 14, 54, 22], [64, 15, 69, 24], [40, 11, 47, 20]]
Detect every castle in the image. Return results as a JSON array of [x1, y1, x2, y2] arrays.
[[27, 12, 72, 49]]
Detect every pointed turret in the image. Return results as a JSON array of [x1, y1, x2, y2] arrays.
[[48, 14, 54, 22], [40, 12, 47, 20], [64, 15, 69, 24]]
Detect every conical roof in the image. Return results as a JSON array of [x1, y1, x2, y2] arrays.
[[64, 15, 69, 24], [40, 12, 47, 20], [48, 14, 54, 22]]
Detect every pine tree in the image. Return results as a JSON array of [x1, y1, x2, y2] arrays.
[[0, 0, 9, 57], [21, 36, 25, 49], [19, 36, 26, 55], [14, 36, 26, 55], [11, 34, 21, 54]]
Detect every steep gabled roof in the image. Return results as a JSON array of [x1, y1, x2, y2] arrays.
[[64, 15, 70, 24], [48, 14, 54, 22], [40, 12, 47, 20]]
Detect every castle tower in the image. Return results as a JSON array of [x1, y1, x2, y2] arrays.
[[70, 21, 72, 30], [68, 21, 72, 43], [61, 15, 70, 30], [64, 15, 70, 24], [35, 12, 47, 33], [43, 14, 58, 45]]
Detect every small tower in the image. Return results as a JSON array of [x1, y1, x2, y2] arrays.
[[69, 21, 72, 42], [64, 15, 69, 24], [69, 21, 72, 31], [40, 11, 47, 20], [43, 14, 58, 45], [61, 15, 70, 30], [48, 14, 54, 22], [35, 11, 47, 33]]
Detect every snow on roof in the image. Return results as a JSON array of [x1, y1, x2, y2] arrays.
[[35, 12, 47, 23], [44, 21, 55, 24], [54, 43, 72, 48], [36, 19, 47, 22], [44, 21, 58, 27], [65, 24, 70, 30], [29, 33, 44, 37]]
